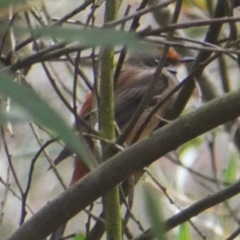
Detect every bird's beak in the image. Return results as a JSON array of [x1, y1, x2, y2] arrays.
[[179, 56, 195, 63]]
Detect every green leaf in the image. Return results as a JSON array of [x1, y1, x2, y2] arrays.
[[0, 71, 95, 169], [143, 184, 167, 240], [13, 25, 153, 55], [0, 0, 24, 7], [178, 223, 190, 240], [224, 150, 238, 183], [178, 136, 202, 155], [73, 233, 85, 240]]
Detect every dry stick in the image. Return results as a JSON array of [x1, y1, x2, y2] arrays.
[[53, 0, 95, 27], [0, 128, 23, 195], [148, 37, 240, 55], [0, 12, 18, 56], [120, 5, 131, 31], [0, 165, 10, 229], [142, 16, 240, 36], [114, 0, 149, 84], [112, 3, 131, 86], [9, 42, 66, 70], [7, 88, 240, 240], [29, 123, 67, 189], [69, 0, 98, 96], [0, 177, 33, 214], [84, 2, 98, 28], [66, 55, 93, 91], [105, 0, 176, 28], [85, 204, 95, 238], [38, 0, 173, 31], [19, 139, 56, 225], [1, 127, 28, 225], [72, 51, 81, 131]]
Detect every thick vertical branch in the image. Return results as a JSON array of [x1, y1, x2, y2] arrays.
[[99, 1, 122, 240]]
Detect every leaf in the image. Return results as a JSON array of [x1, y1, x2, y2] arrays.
[[13, 25, 153, 55], [177, 136, 202, 156], [224, 150, 238, 183], [73, 233, 85, 240], [178, 223, 190, 240], [0, 71, 95, 169], [0, 0, 39, 9], [143, 184, 167, 240], [0, 0, 24, 7]]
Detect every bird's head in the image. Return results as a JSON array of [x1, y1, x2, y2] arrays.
[[126, 46, 194, 69]]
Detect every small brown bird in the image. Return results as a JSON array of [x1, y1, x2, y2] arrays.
[[114, 47, 193, 143], [53, 47, 194, 181], [50, 46, 194, 240], [56, 47, 193, 157]]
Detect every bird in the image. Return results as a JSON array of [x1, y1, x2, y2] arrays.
[[54, 46, 193, 166], [49, 46, 194, 240], [114, 47, 193, 143]]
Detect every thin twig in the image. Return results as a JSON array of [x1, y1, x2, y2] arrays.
[[141, 16, 240, 36], [19, 139, 57, 225], [29, 123, 67, 189], [0, 128, 23, 195], [105, 0, 176, 28]]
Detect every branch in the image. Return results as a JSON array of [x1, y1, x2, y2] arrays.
[[7, 89, 240, 240], [99, 1, 122, 239]]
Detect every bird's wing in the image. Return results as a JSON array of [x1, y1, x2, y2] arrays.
[[114, 66, 169, 127]]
